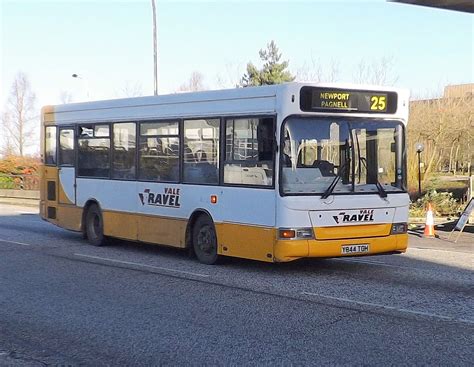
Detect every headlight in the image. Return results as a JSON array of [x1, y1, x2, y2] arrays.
[[278, 227, 314, 240], [391, 223, 407, 234]]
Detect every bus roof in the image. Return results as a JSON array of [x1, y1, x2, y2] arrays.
[[42, 82, 409, 125]]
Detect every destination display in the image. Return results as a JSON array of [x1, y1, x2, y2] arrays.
[[300, 87, 398, 114]]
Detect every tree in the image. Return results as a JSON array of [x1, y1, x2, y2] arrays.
[[215, 62, 244, 89], [1, 72, 37, 157], [240, 41, 295, 87], [0, 111, 15, 157], [407, 92, 473, 192], [176, 71, 206, 92], [120, 81, 144, 97], [296, 57, 340, 83], [352, 56, 399, 86], [59, 90, 73, 104]]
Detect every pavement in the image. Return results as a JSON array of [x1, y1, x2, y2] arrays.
[[408, 221, 474, 252], [0, 198, 39, 208], [0, 203, 472, 366]]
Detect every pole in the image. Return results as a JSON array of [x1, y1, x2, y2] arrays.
[[417, 151, 421, 197], [151, 0, 158, 95]]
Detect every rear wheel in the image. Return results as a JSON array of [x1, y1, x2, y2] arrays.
[[192, 215, 219, 265], [85, 204, 107, 246]]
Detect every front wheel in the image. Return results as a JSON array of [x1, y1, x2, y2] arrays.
[[192, 215, 220, 265], [85, 204, 107, 246]]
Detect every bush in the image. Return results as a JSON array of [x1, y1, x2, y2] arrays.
[[0, 155, 40, 175], [0, 176, 15, 189], [409, 189, 463, 217]]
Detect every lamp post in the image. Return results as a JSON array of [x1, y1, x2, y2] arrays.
[[415, 143, 424, 197], [151, 0, 158, 95]]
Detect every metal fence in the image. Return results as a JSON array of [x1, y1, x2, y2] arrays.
[[0, 174, 40, 190]]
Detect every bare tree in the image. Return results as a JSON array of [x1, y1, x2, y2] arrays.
[[407, 92, 473, 190], [59, 90, 73, 104], [352, 56, 399, 85], [2, 72, 37, 157], [0, 111, 15, 156], [296, 58, 323, 83], [120, 81, 144, 97], [296, 57, 339, 83], [176, 71, 206, 92], [215, 62, 245, 89]]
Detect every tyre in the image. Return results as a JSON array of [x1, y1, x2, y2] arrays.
[[85, 204, 107, 246], [192, 215, 219, 265]]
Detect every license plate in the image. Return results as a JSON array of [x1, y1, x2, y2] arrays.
[[341, 244, 369, 255]]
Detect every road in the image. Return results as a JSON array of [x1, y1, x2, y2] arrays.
[[0, 204, 472, 366]]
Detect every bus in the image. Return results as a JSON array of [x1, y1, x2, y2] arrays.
[[40, 82, 409, 264]]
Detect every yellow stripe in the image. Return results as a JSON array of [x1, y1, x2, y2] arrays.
[[58, 180, 74, 205], [57, 205, 82, 231], [314, 223, 392, 240], [274, 234, 408, 262], [41, 166, 59, 224], [216, 223, 275, 262], [102, 210, 187, 247], [137, 214, 187, 247]]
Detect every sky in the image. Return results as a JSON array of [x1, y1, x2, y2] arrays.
[[1, 0, 473, 110]]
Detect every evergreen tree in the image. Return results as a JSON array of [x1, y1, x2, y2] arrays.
[[240, 41, 295, 87]]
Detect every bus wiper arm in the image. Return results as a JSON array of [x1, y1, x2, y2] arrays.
[[375, 180, 388, 198], [359, 155, 388, 199], [321, 162, 346, 200]]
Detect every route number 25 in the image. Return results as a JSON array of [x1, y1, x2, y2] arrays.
[[370, 95, 387, 111]]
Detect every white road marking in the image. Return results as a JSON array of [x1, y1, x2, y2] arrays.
[[409, 247, 473, 255], [0, 238, 33, 246], [301, 291, 474, 325], [74, 253, 210, 278], [333, 258, 407, 268]]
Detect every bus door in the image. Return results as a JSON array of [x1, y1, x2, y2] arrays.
[[57, 127, 76, 206], [56, 126, 81, 231], [43, 125, 59, 223]]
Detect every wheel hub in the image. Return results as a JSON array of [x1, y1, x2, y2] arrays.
[[198, 226, 215, 254]]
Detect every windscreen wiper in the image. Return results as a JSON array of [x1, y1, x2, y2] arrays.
[[357, 157, 387, 198], [375, 180, 388, 198], [321, 161, 347, 199]]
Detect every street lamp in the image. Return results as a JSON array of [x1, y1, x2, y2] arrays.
[[151, 0, 158, 95], [415, 143, 424, 197]]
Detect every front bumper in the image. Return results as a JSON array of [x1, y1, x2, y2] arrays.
[[274, 233, 408, 262]]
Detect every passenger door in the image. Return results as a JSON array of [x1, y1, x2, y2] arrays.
[[58, 127, 76, 205], [42, 125, 59, 223]]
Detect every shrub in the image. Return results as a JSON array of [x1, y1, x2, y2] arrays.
[[409, 189, 463, 217], [0, 155, 40, 175], [0, 176, 15, 189]]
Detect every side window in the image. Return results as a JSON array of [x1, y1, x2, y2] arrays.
[[45, 126, 57, 165], [183, 118, 219, 184], [59, 128, 75, 166], [139, 121, 179, 182], [224, 117, 274, 186], [77, 124, 110, 178], [112, 122, 136, 180]]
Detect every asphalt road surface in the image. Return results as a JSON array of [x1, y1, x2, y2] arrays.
[[0, 204, 472, 366]]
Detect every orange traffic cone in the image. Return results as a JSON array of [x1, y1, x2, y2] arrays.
[[423, 203, 436, 237]]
